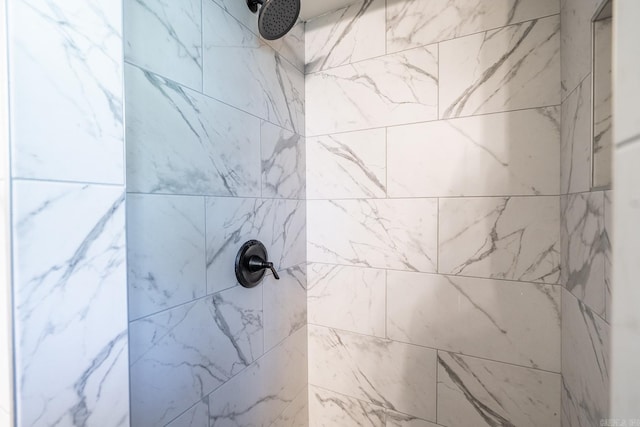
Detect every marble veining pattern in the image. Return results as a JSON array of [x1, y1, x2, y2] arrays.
[[305, 0, 385, 74], [125, 64, 262, 197], [439, 15, 560, 119], [124, 0, 202, 90], [593, 17, 613, 188], [386, 0, 559, 54], [438, 351, 561, 427], [439, 196, 561, 283], [12, 181, 129, 427], [166, 398, 209, 427], [9, 0, 124, 183], [272, 387, 309, 427], [561, 77, 592, 194], [261, 121, 305, 200], [604, 190, 612, 321], [309, 387, 385, 427], [306, 45, 438, 136], [308, 199, 438, 273]]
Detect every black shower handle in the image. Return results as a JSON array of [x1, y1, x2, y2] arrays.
[[247, 256, 280, 280]]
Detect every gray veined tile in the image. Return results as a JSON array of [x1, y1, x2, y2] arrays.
[[604, 190, 612, 321], [9, 0, 124, 183], [127, 194, 206, 320], [437, 352, 561, 427], [386, 0, 559, 54], [386, 411, 440, 427], [561, 192, 606, 316], [308, 263, 386, 338], [129, 286, 263, 427], [308, 325, 437, 421], [208, 327, 307, 427], [593, 17, 613, 188], [306, 129, 387, 200], [439, 196, 561, 284], [124, 0, 203, 90], [387, 107, 560, 197], [309, 386, 385, 427], [273, 386, 309, 427], [387, 271, 561, 372], [561, 77, 592, 194], [203, 0, 305, 134], [12, 181, 129, 427], [261, 121, 305, 200], [561, 289, 610, 427], [439, 15, 560, 119], [305, 0, 386, 74], [166, 397, 209, 427], [125, 64, 262, 197], [306, 45, 438, 136], [307, 199, 438, 273]]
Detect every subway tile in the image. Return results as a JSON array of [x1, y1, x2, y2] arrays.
[[203, 0, 305, 135], [261, 122, 305, 200], [309, 387, 385, 427], [387, 271, 561, 372], [439, 16, 560, 119], [166, 398, 209, 427], [127, 194, 206, 320], [308, 199, 438, 273], [273, 386, 309, 427], [12, 181, 129, 426], [561, 289, 610, 427], [561, 192, 606, 316], [386, 0, 559, 53], [439, 196, 561, 283], [124, 0, 202, 89], [561, 77, 592, 194], [305, 0, 386, 73], [208, 327, 307, 427], [129, 286, 263, 427], [387, 107, 560, 197], [437, 351, 561, 427], [264, 265, 307, 350], [308, 263, 386, 338], [309, 325, 437, 421], [125, 64, 261, 197], [306, 45, 438, 136], [307, 129, 387, 199], [9, 0, 124, 183]]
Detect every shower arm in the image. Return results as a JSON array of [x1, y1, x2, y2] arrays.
[[247, 0, 264, 13]]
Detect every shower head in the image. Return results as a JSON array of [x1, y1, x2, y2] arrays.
[[247, 0, 301, 41]]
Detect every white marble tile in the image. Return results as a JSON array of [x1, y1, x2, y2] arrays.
[[264, 265, 307, 350], [125, 64, 261, 197], [305, 0, 385, 74], [439, 196, 561, 283], [127, 194, 206, 320], [262, 122, 305, 200], [12, 181, 129, 426], [561, 0, 601, 97], [387, 0, 559, 53], [562, 289, 610, 427], [206, 197, 306, 293], [309, 325, 437, 421], [306, 129, 386, 199], [203, 1, 305, 135], [387, 107, 560, 197], [306, 45, 438, 136], [593, 17, 613, 188], [308, 199, 438, 272], [208, 327, 307, 427], [308, 263, 386, 337], [309, 386, 385, 427], [9, 0, 124, 183], [166, 398, 209, 427], [273, 387, 309, 427], [561, 77, 592, 194], [439, 15, 560, 119], [129, 286, 263, 427], [386, 411, 440, 427], [604, 190, 612, 321], [438, 351, 561, 427], [561, 192, 606, 316], [387, 271, 560, 372], [124, 0, 202, 90]]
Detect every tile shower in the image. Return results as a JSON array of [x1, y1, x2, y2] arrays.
[[0, 0, 632, 426]]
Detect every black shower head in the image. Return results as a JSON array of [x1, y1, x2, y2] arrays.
[[247, 0, 301, 41]]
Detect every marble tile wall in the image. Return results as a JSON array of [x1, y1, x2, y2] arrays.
[[5, 0, 130, 425], [559, 0, 613, 424], [125, 0, 307, 425], [305, 0, 562, 425]]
